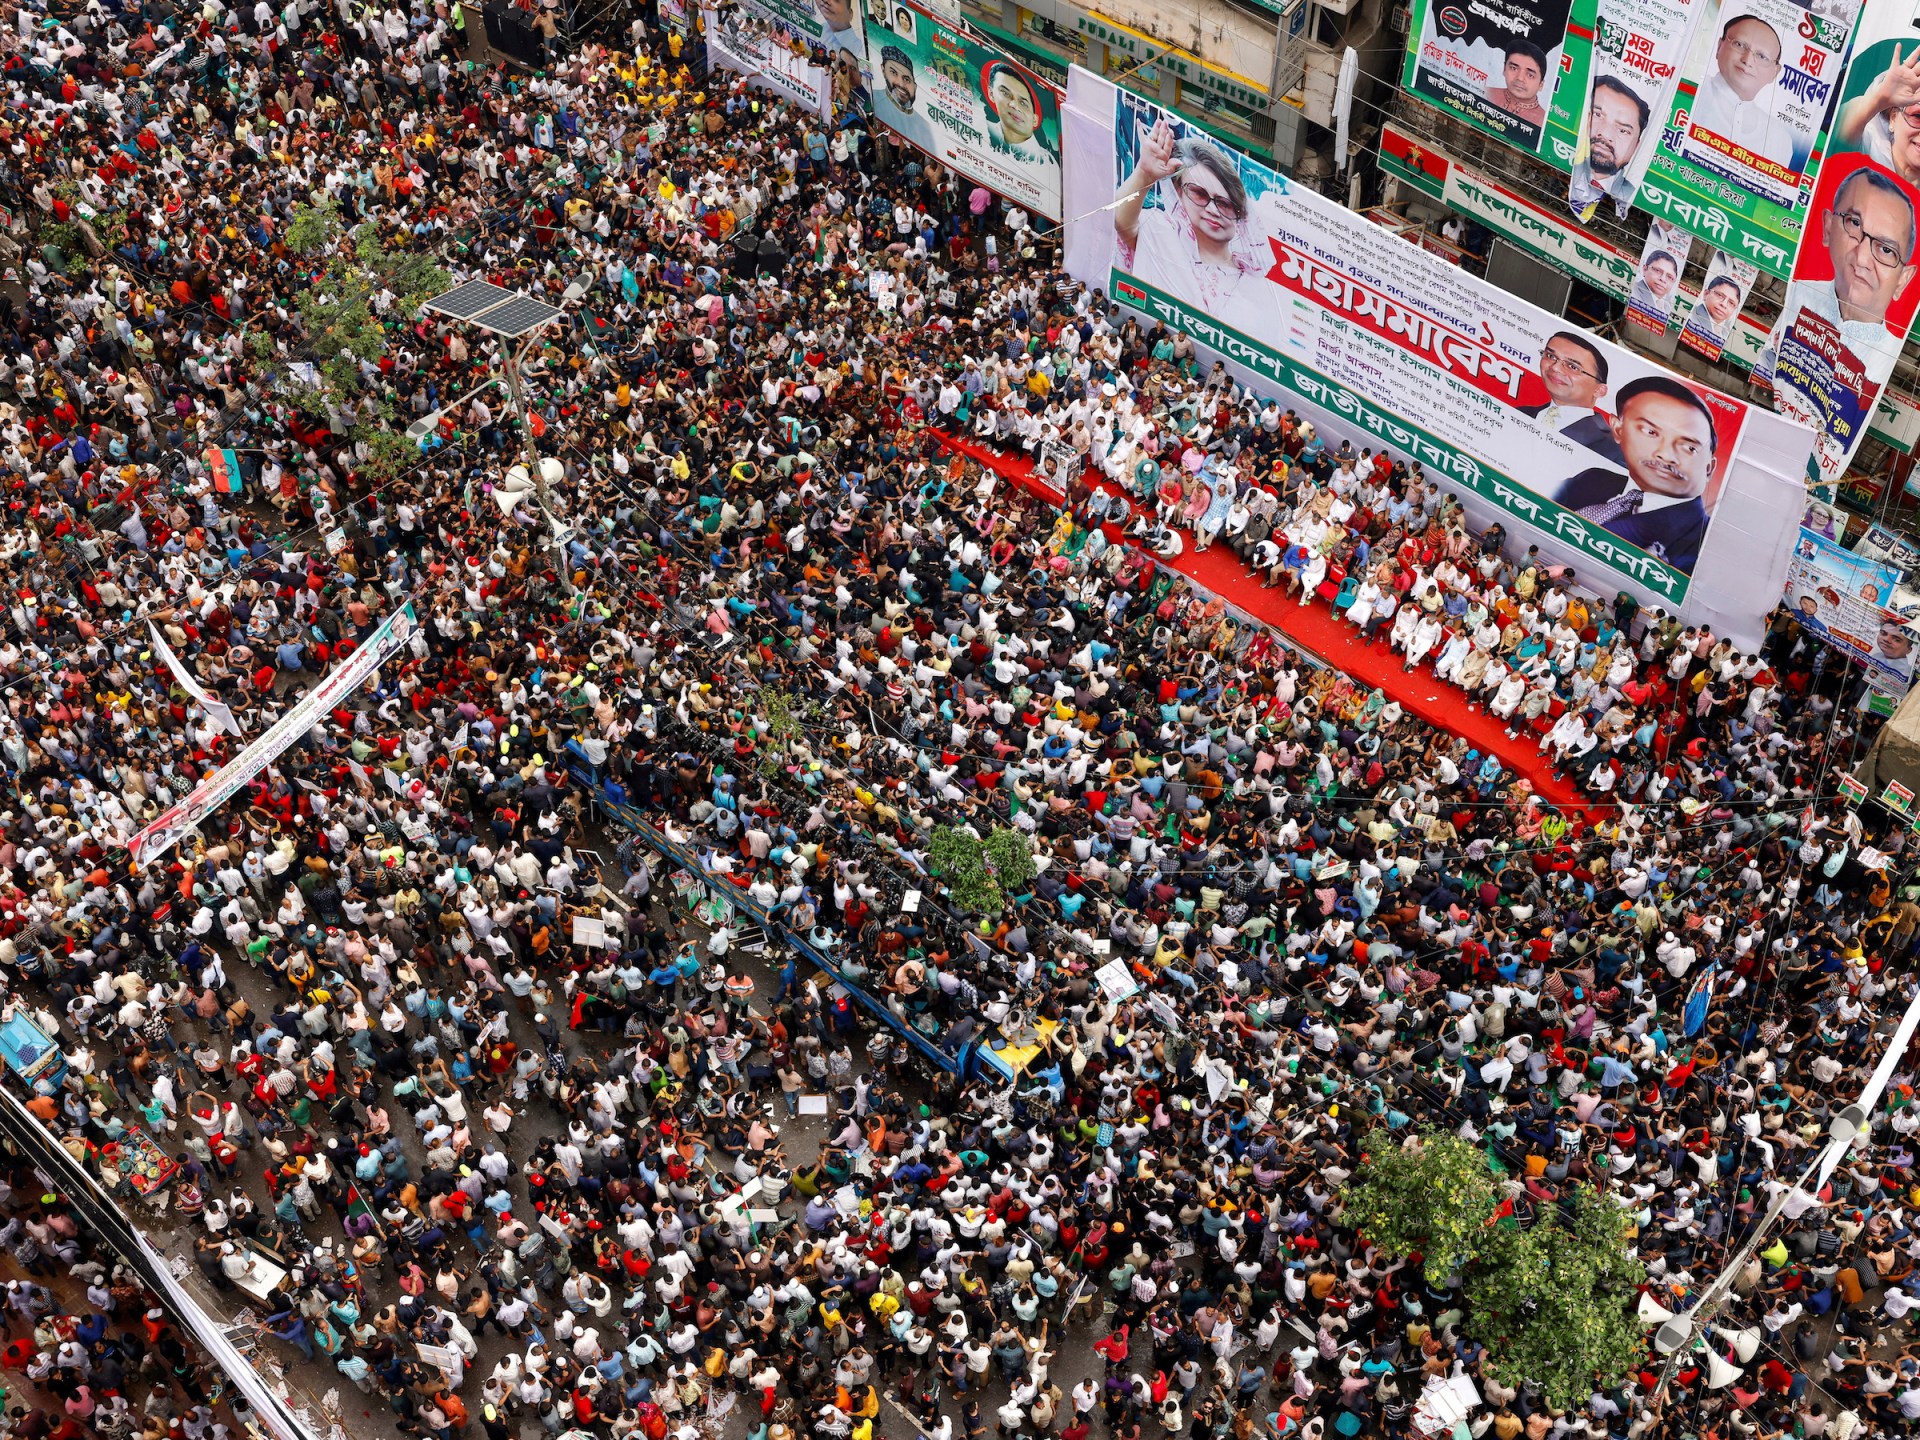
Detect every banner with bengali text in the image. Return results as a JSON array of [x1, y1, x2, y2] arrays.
[[1567, 0, 1711, 222], [1398, 0, 1861, 279], [869, 0, 1062, 218], [1066, 67, 1814, 628]]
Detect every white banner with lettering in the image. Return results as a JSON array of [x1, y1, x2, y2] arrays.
[[1061, 65, 1813, 647], [128, 604, 418, 868]]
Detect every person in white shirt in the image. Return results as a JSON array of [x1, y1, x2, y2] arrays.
[[1688, 16, 1796, 170]]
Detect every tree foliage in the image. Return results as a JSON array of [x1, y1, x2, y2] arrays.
[[282, 200, 449, 473], [1465, 1187, 1647, 1408], [1341, 1132, 1645, 1409], [927, 825, 1035, 915], [1340, 1130, 1499, 1287]]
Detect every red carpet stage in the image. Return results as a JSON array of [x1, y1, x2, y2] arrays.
[[927, 429, 1592, 815]]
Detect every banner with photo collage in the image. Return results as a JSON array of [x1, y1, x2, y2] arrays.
[[728, 0, 871, 82], [1397, 0, 1862, 279], [1061, 67, 1817, 638], [703, 2, 837, 118], [1785, 524, 1916, 694]]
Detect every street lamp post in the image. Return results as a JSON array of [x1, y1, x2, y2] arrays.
[[419, 277, 591, 593]]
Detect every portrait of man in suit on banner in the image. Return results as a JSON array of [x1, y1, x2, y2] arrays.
[[1555, 377, 1719, 574]]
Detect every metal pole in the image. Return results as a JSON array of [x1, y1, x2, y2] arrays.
[[502, 339, 574, 595]]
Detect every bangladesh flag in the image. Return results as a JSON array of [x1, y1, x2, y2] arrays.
[[204, 447, 244, 496], [345, 1182, 377, 1231]]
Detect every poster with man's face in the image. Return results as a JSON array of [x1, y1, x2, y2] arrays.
[[1625, 218, 1690, 334], [1761, 153, 1920, 486], [1568, 0, 1712, 221], [1677, 248, 1759, 361], [1785, 525, 1915, 690], [1406, 0, 1573, 152], [1671, 0, 1848, 210], [867, 0, 1062, 217]]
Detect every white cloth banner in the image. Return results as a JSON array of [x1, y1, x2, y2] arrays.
[[1060, 66, 1813, 647], [128, 603, 418, 868], [148, 622, 241, 738], [702, 4, 835, 121]]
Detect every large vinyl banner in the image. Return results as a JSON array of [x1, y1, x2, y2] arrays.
[[1406, 0, 1573, 155], [1065, 67, 1813, 634], [726, 0, 870, 76], [1567, 0, 1711, 222], [868, 0, 1063, 218], [703, 3, 836, 118], [1786, 526, 1916, 694], [1398, 0, 1860, 278], [128, 604, 419, 868], [1757, 6, 1920, 489], [1757, 152, 1920, 489]]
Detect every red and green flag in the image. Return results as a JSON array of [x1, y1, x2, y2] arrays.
[[204, 447, 244, 495]]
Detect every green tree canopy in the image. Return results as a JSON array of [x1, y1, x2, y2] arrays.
[[927, 824, 1035, 915], [280, 200, 451, 481], [1340, 1130, 1645, 1409]]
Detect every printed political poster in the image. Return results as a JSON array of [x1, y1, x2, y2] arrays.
[[1626, 218, 1691, 333], [1785, 526, 1916, 692], [1756, 153, 1920, 489], [732, 0, 869, 78], [869, 0, 1062, 218], [1827, 3, 1920, 193], [1678, 249, 1760, 360], [703, 4, 836, 118], [1396, 0, 1861, 280], [1670, 1, 1841, 212], [1855, 522, 1920, 572], [1403, 0, 1573, 154], [1067, 74, 1820, 615], [1568, 0, 1713, 222]]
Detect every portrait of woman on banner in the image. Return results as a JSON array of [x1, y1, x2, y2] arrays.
[[1113, 117, 1266, 316]]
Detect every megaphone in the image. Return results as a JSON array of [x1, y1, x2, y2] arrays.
[[493, 464, 535, 517], [1705, 1349, 1743, 1390], [1715, 1325, 1762, 1364], [1637, 1293, 1677, 1326]]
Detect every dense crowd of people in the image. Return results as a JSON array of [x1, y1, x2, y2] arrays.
[[0, 10, 1909, 1440]]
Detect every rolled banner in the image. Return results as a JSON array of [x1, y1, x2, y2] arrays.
[[148, 621, 242, 738]]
